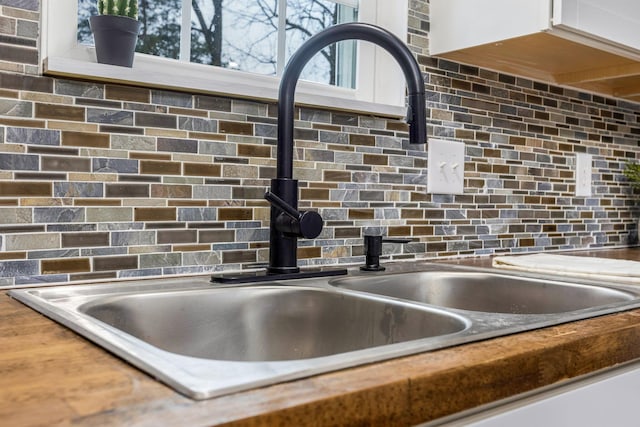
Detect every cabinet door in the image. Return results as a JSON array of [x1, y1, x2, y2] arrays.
[[430, 0, 550, 56], [553, 0, 640, 51], [439, 362, 640, 427]]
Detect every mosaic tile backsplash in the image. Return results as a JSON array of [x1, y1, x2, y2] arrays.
[[0, 0, 639, 286]]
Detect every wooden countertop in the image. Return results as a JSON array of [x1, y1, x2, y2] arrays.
[[3, 248, 640, 426]]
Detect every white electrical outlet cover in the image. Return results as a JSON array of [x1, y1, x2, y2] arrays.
[[575, 153, 592, 197], [427, 139, 465, 195]]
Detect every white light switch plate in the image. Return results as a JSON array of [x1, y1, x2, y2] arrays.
[[427, 139, 465, 195], [575, 153, 592, 197]]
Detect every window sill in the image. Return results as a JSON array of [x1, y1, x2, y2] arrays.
[[44, 52, 407, 118]]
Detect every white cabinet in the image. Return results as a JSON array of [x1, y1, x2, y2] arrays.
[[433, 361, 640, 427], [430, 0, 551, 56], [553, 0, 640, 52], [430, 0, 640, 102]]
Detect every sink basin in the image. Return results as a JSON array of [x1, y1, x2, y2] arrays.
[[9, 278, 473, 399], [332, 271, 636, 314], [80, 286, 467, 361]]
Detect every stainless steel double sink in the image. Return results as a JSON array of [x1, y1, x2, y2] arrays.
[[9, 263, 640, 399]]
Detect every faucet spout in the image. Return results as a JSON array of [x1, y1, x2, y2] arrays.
[[267, 22, 427, 275], [277, 22, 427, 179]]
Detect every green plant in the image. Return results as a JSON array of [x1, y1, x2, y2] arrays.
[[97, 0, 138, 19], [624, 161, 640, 189]]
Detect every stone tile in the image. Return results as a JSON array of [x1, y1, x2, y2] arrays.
[[34, 207, 85, 223], [231, 99, 267, 115], [152, 90, 193, 107], [183, 162, 221, 177], [151, 184, 192, 199], [0, 153, 38, 170], [140, 160, 181, 175], [93, 255, 138, 271], [6, 127, 60, 145], [324, 170, 351, 182], [61, 232, 109, 248], [298, 246, 321, 259], [157, 137, 198, 153], [6, 233, 60, 250], [0, 15, 15, 34], [319, 131, 348, 144], [0, 44, 37, 64], [130, 152, 171, 161], [55, 80, 103, 98], [222, 250, 256, 263], [105, 183, 149, 198], [157, 229, 198, 244], [0, 181, 51, 197], [179, 116, 218, 133], [349, 209, 374, 220], [70, 271, 117, 281], [236, 228, 269, 242], [134, 207, 176, 221], [62, 131, 110, 148], [182, 251, 221, 266], [42, 156, 91, 172], [198, 229, 235, 243], [194, 95, 231, 111], [0, 0, 39, 11], [0, 72, 52, 92], [99, 125, 145, 135], [219, 120, 253, 135], [199, 140, 236, 156], [35, 103, 85, 121], [54, 182, 103, 198], [301, 188, 329, 200], [118, 174, 160, 183], [0, 259, 39, 277], [81, 247, 128, 257], [111, 134, 156, 151], [238, 143, 271, 158], [39, 257, 89, 274], [192, 185, 231, 199], [136, 112, 177, 129], [0, 251, 27, 261], [140, 253, 182, 268], [93, 158, 138, 174], [218, 208, 253, 221], [106, 85, 150, 103], [87, 108, 134, 125], [177, 207, 217, 222], [14, 172, 66, 180], [111, 230, 156, 246], [85, 207, 131, 223], [0, 99, 32, 116], [0, 207, 31, 224]]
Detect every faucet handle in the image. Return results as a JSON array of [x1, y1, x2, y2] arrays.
[[265, 191, 323, 239]]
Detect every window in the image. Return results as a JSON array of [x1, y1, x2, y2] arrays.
[[43, 0, 408, 115]]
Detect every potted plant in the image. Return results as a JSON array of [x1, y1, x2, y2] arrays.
[[89, 0, 141, 67], [624, 161, 640, 243]]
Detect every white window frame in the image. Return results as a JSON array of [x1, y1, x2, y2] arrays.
[[41, 0, 408, 117]]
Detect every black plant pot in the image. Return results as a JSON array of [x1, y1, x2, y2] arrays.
[[89, 15, 141, 67]]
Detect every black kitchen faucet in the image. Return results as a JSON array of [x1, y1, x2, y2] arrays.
[[213, 23, 427, 284]]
